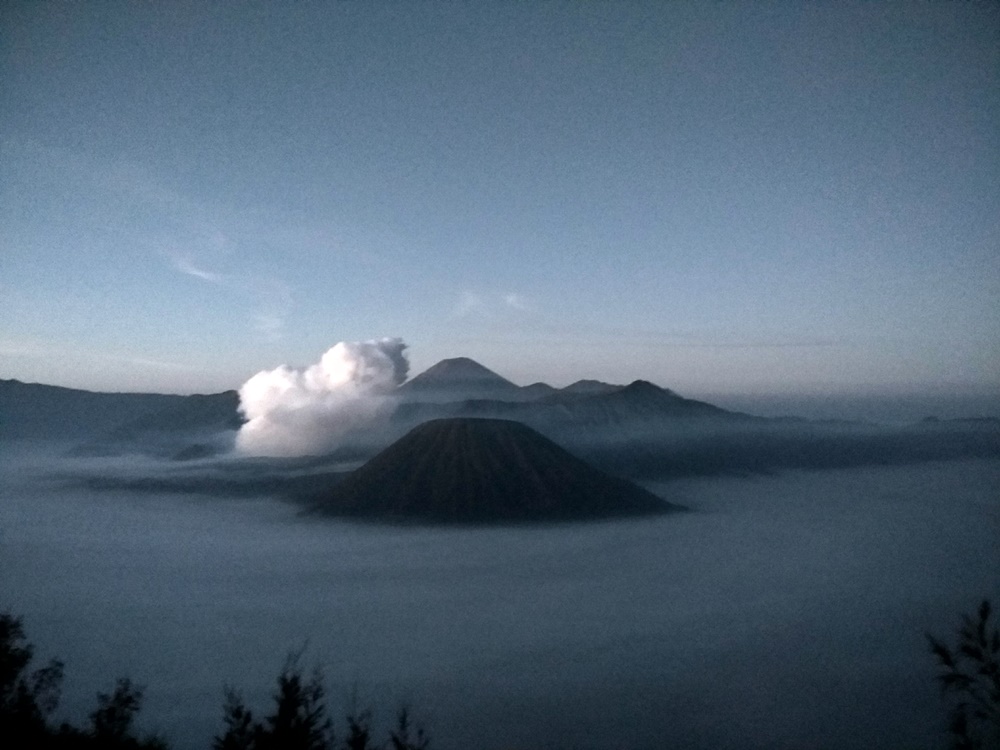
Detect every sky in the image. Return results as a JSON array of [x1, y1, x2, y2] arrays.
[[2, 1, 998, 398]]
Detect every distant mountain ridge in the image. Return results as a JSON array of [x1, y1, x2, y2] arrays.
[[5, 361, 996, 481], [0, 363, 744, 450], [398, 358, 630, 405], [0, 378, 184, 440], [559, 379, 621, 396], [548, 379, 735, 424], [391, 374, 743, 440], [0, 378, 240, 447]]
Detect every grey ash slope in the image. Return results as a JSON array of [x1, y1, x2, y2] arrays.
[[311, 417, 679, 523]]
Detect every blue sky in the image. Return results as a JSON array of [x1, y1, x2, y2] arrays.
[[2, 1, 998, 397]]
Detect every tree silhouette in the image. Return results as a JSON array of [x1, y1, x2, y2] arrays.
[[213, 656, 333, 750], [259, 659, 332, 750], [214, 688, 258, 750], [1, 611, 165, 749], [928, 599, 1000, 749], [81, 677, 168, 749], [212, 659, 431, 750], [388, 706, 430, 750], [342, 705, 373, 750], [0, 612, 64, 744]]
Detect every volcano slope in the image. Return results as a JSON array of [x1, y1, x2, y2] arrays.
[[311, 418, 679, 523]]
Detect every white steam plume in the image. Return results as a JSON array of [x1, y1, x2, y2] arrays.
[[235, 338, 408, 457]]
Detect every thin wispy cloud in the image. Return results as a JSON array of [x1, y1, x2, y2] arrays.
[[254, 314, 285, 340], [699, 337, 845, 349], [169, 259, 293, 343], [163, 250, 294, 342], [112, 354, 197, 371], [0, 338, 55, 359], [453, 290, 535, 319], [551, 327, 845, 350], [157, 228, 292, 342], [6, 138, 293, 344], [168, 252, 224, 283], [0, 336, 195, 371], [503, 292, 531, 312], [453, 290, 489, 318], [250, 279, 293, 342]]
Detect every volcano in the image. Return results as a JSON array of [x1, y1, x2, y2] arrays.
[[312, 418, 679, 523], [397, 357, 522, 402]]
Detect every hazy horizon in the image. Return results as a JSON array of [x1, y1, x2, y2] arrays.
[[5, 360, 1000, 426]]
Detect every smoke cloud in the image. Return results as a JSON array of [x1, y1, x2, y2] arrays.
[[235, 338, 409, 457]]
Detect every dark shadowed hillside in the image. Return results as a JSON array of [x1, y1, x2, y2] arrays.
[[0, 379, 183, 440], [311, 417, 679, 523], [73, 390, 241, 458], [0, 379, 242, 460], [104, 390, 242, 438]]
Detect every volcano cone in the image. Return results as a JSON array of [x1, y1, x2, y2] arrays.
[[313, 418, 679, 522]]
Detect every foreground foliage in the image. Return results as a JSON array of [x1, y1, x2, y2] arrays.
[[928, 600, 1000, 750], [1, 611, 428, 750], [7, 602, 999, 748], [0, 612, 165, 748], [213, 657, 429, 750]]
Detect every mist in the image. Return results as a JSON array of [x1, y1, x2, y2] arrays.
[[699, 390, 1000, 424], [1, 443, 997, 750], [2, 369, 998, 749]]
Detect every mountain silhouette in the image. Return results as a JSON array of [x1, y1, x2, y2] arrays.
[[398, 357, 522, 402], [4, 373, 998, 481], [391, 378, 743, 438], [559, 379, 621, 396], [311, 417, 679, 522], [106, 391, 242, 438], [0, 379, 183, 440], [561, 379, 735, 422]]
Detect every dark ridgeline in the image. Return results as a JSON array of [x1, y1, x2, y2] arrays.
[[391, 370, 745, 439], [4, 358, 998, 478], [0, 378, 240, 443], [310, 417, 679, 523], [534, 379, 738, 428], [0, 378, 182, 440], [557, 379, 621, 397]]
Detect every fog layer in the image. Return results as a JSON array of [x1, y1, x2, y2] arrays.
[[2, 448, 997, 750]]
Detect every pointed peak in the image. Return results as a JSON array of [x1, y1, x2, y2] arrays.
[[411, 357, 511, 382], [398, 357, 519, 401]]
